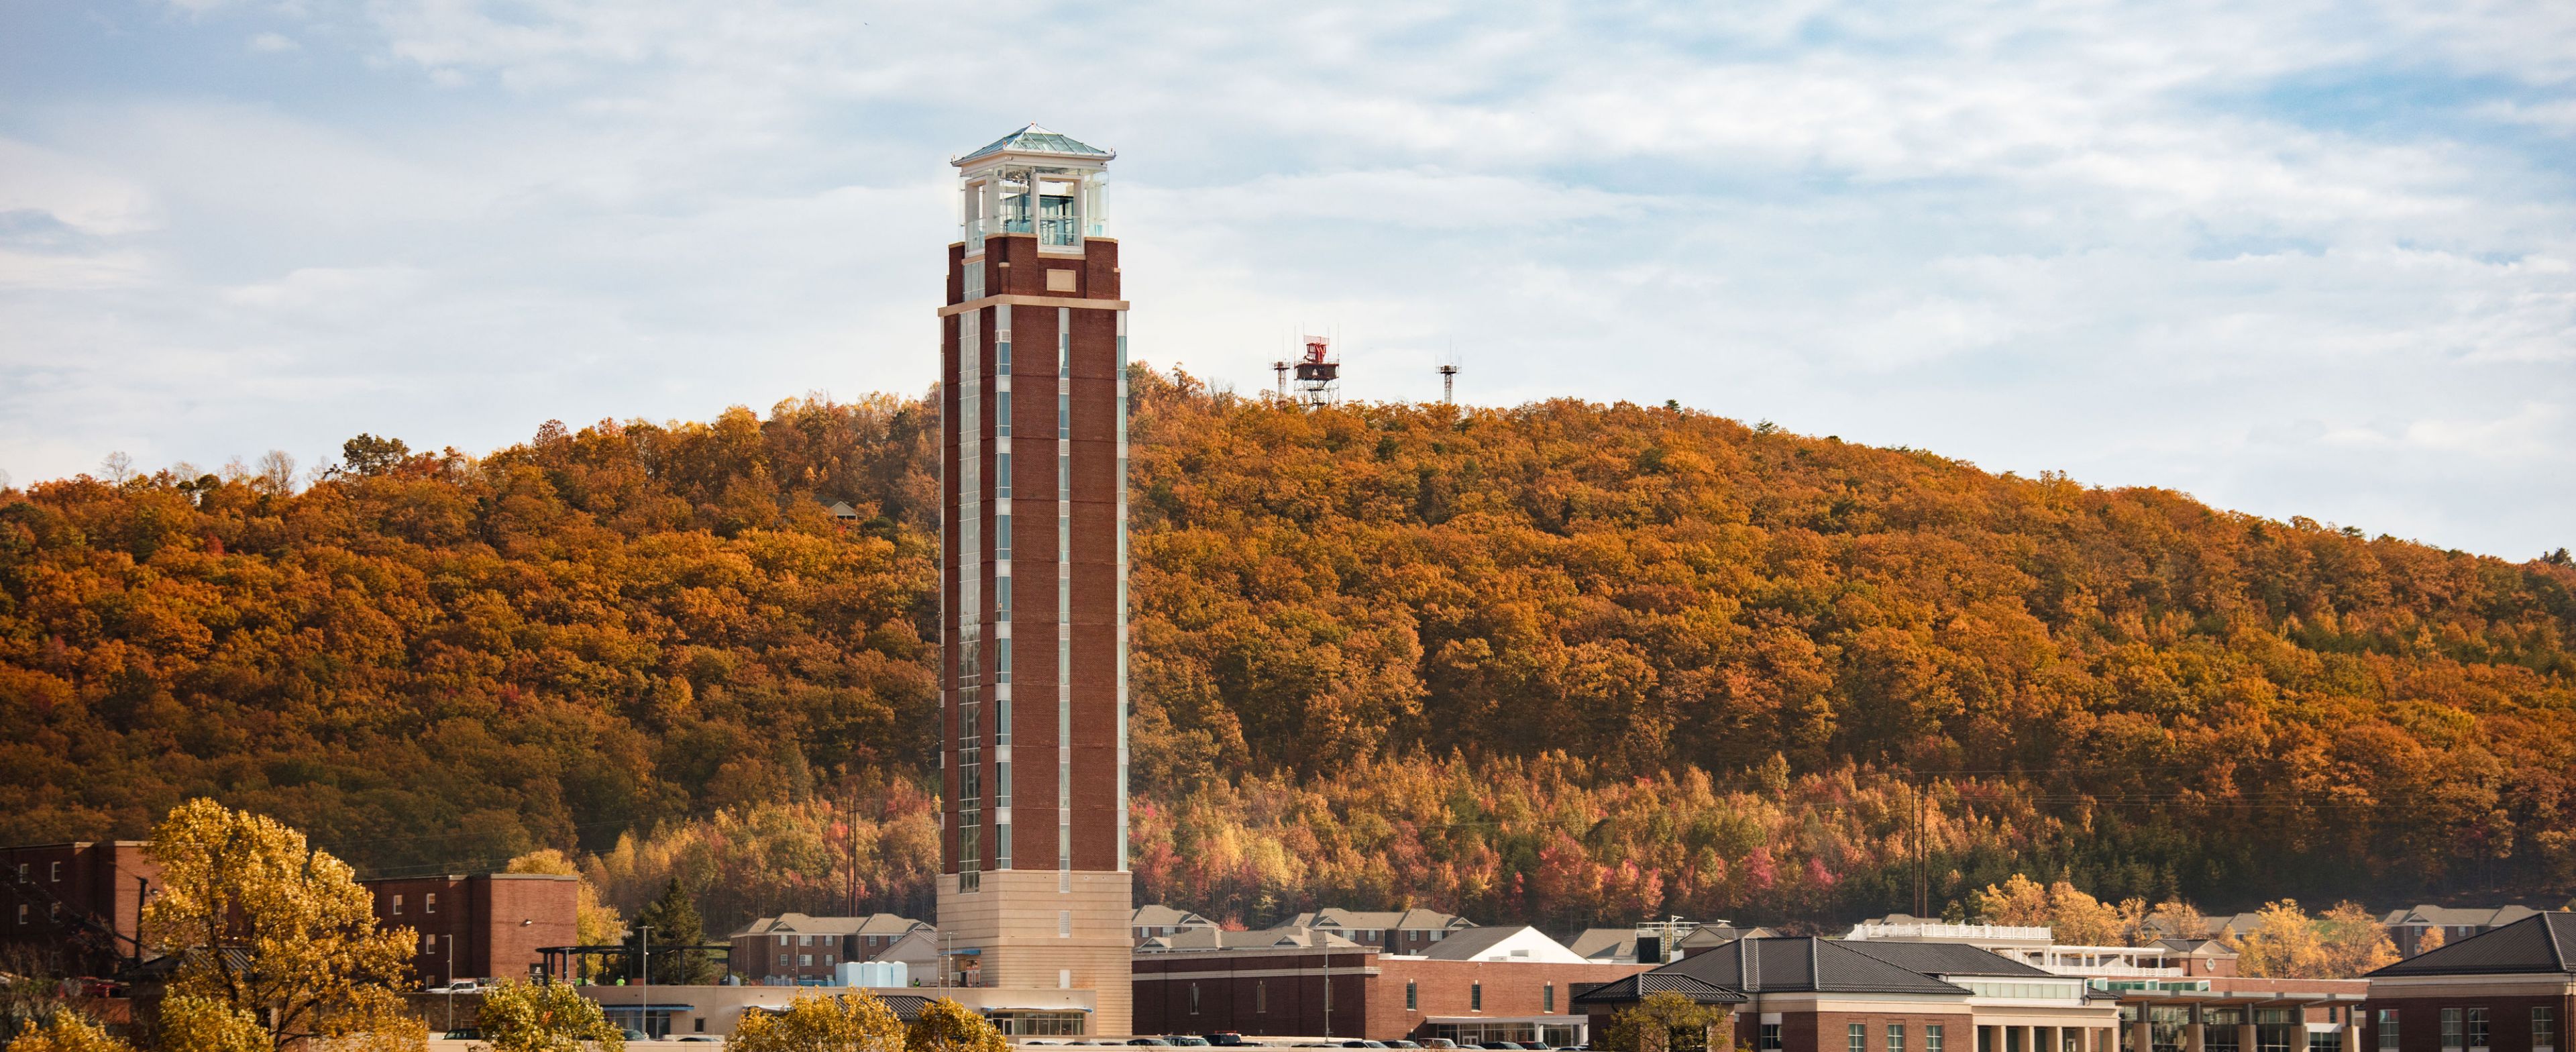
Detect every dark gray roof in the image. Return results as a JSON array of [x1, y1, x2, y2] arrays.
[[1570, 972, 1748, 1006], [958, 124, 1112, 162], [2369, 913, 2576, 977], [1658, 937, 1967, 996], [1838, 941, 2057, 978], [1419, 926, 1525, 961]]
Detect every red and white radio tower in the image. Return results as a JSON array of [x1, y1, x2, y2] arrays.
[[1291, 335, 1340, 409]]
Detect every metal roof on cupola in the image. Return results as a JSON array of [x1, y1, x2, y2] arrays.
[[954, 123, 1115, 166]]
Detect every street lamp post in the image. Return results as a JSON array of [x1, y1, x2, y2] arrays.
[[637, 924, 655, 1041], [443, 935, 455, 1033]]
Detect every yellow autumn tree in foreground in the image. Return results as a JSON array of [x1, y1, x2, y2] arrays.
[[726, 993, 906, 1052], [143, 799, 422, 1052]]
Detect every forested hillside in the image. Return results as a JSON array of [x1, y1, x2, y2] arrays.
[[4, 370, 2573, 932]]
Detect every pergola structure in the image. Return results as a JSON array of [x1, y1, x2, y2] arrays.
[[534, 943, 734, 985]]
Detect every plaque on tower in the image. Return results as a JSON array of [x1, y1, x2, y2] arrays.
[[936, 125, 1133, 1037]]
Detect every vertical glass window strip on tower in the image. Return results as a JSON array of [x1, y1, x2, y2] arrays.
[[955, 310, 983, 892], [1058, 305, 1075, 882], [988, 301, 1012, 876], [1116, 309, 1130, 870]]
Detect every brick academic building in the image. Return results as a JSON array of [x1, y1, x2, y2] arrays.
[[1132, 927, 1654, 1044], [2363, 912, 2575, 1052], [5, 840, 576, 989]]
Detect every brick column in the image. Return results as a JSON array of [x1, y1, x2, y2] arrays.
[[2236, 1021, 2257, 1052], [2133, 1019, 2153, 1052]]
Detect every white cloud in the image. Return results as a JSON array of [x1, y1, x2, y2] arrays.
[[1, 0, 2573, 556], [248, 32, 299, 52]]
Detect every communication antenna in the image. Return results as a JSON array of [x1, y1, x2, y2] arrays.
[[1438, 348, 1459, 406], [1273, 360, 1291, 402]]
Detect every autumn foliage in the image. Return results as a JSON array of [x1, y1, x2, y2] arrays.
[[4, 371, 2573, 933]]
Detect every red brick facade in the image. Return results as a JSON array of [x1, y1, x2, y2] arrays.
[[0, 842, 160, 977], [941, 229, 1129, 876], [2366, 994, 2576, 1052], [364, 873, 578, 986], [1132, 948, 1650, 1041], [1731, 1010, 1976, 1052]]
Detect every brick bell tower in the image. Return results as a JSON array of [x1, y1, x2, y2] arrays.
[[937, 125, 1132, 1035]]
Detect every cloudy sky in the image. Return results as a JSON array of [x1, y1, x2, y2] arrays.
[[3, 1, 2571, 558]]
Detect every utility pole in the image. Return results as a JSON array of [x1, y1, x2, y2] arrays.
[[133, 876, 148, 971], [637, 924, 655, 1040], [445, 934, 456, 1033]]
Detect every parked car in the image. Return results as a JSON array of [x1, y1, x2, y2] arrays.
[[680, 1038, 718, 1043], [1203, 1035, 1248, 1047], [1418, 1043, 1456, 1050], [621, 1031, 649, 1043], [428, 979, 482, 994], [441, 1031, 481, 1041], [1388, 1043, 1422, 1049], [1128, 1040, 1170, 1047], [1342, 1043, 1388, 1049]]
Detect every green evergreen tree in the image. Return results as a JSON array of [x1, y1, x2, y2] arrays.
[[627, 878, 716, 986]]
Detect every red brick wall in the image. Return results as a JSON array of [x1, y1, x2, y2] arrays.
[[1727, 1010, 1974, 1052], [1133, 952, 1651, 1041], [1370, 958, 1653, 1041], [364, 874, 576, 986], [0, 842, 162, 976], [941, 230, 1128, 878], [1134, 950, 1375, 1038], [2366, 994, 2576, 1052]]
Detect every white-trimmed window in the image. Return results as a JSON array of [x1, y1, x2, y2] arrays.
[[2534, 1008, 2555, 1052], [424, 893, 436, 914], [799, 954, 812, 967], [2469, 1009, 2489, 1050], [2380, 1010, 2399, 1051], [2443, 1008, 2464, 1051], [392, 894, 404, 915], [1890, 1025, 1907, 1052], [1849, 1023, 1868, 1052]]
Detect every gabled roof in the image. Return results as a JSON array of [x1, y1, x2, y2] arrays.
[[1570, 972, 1748, 1006], [1133, 904, 1216, 929], [957, 124, 1112, 164], [1658, 937, 1968, 996], [1287, 907, 1474, 932], [1416, 925, 1580, 962], [2153, 937, 2237, 958], [731, 912, 930, 938], [1569, 929, 1641, 960], [2368, 913, 2576, 978], [1839, 941, 2057, 979], [2380, 904, 2544, 928], [1676, 923, 1776, 947], [1142, 925, 1362, 951]]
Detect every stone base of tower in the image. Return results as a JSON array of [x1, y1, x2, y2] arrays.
[[937, 869, 1134, 1037]]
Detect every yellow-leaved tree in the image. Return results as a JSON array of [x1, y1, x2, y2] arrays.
[[156, 996, 268, 1052], [142, 799, 421, 1052], [2044, 882, 2125, 947], [2232, 900, 2329, 978], [726, 993, 906, 1052], [1596, 992, 1724, 1052], [4, 1012, 133, 1052], [475, 981, 625, 1052], [901, 1000, 1006, 1052], [1971, 874, 2051, 927], [2317, 902, 2398, 977]]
